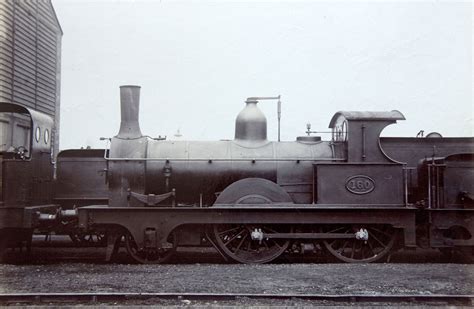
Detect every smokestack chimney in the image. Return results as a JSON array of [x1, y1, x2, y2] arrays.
[[117, 85, 143, 139]]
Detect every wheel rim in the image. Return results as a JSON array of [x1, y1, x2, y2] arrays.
[[213, 224, 289, 264], [125, 232, 177, 264], [323, 225, 396, 263]]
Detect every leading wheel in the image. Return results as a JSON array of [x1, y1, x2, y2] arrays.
[[69, 232, 107, 246], [323, 225, 397, 263], [213, 224, 290, 264], [125, 232, 177, 264]]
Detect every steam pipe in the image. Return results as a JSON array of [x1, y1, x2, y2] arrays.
[[116, 85, 143, 139], [245, 95, 281, 142]]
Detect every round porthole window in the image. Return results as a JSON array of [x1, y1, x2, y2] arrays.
[[44, 129, 50, 144], [35, 127, 41, 143], [341, 120, 348, 141]]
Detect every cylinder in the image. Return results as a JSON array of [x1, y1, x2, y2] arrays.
[[117, 85, 142, 139]]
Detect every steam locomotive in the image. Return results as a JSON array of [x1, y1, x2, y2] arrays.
[[0, 85, 472, 264]]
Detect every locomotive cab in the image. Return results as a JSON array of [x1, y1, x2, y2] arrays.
[[313, 111, 407, 205], [329, 110, 405, 163]]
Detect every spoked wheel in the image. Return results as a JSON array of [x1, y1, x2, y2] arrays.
[[125, 232, 177, 264], [213, 224, 290, 264], [322, 225, 397, 263], [69, 232, 107, 246]]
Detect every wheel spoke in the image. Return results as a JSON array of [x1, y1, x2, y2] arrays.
[[234, 234, 248, 252], [370, 227, 392, 238], [218, 226, 241, 236], [367, 238, 375, 255], [340, 240, 349, 252], [273, 241, 283, 249], [223, 229, 246, 246], [360, 243, 366, 259], [262, 240, 269, 249], [327, 226, 347, 234], [369, 232, 387, 249]]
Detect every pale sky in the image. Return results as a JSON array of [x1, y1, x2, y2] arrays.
[[53, 0, 472, 150]]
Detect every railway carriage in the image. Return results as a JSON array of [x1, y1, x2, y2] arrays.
[[0, 103, 57, 255]]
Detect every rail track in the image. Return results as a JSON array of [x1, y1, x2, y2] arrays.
[[0, 292, 472, 306]]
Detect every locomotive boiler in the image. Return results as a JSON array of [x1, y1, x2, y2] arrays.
[[108, 85, 336, 208]]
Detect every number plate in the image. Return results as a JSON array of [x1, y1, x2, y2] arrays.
[[345, 175, 375, 195]]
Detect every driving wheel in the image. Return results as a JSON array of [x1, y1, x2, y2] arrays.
[[323, 225, 397, 263], [213, 224, 290, 264], [212, 178, 294, 263]]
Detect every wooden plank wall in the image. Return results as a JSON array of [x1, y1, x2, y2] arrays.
[[0, 0, 62, 155]]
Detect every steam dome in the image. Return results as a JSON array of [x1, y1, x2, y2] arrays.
[[234, 99, 267, 141]]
